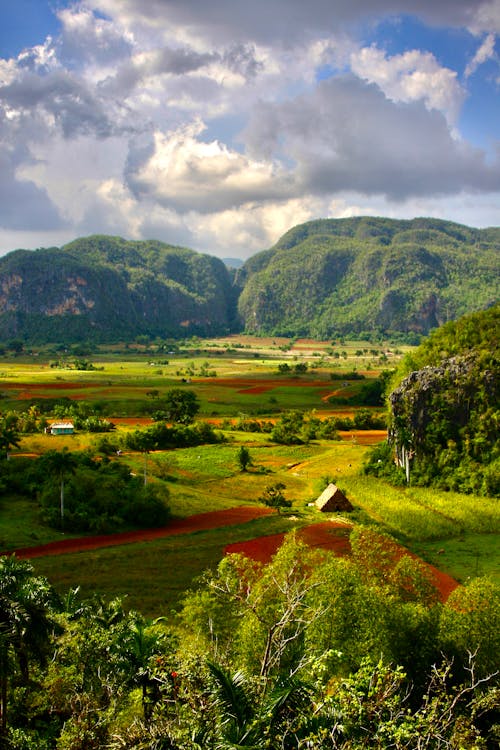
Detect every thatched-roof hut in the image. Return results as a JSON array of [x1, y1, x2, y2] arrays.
[[315, 483, 353, 512]]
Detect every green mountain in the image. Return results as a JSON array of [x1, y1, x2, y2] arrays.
[[236, 217, 499, 339], [0, 236, 238, 342], [0, 218, 498, 343]]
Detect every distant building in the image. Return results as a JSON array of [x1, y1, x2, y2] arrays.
[[49, 422, 75, 435], [315, 483, 353, 513]]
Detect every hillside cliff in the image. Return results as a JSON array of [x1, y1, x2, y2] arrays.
[[366, 305, 499, 495]]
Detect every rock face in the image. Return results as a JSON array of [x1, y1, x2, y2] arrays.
[[388, 352, 499, 492]]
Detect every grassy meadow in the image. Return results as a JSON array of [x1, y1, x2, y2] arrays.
[[1, 335, 498, 617]]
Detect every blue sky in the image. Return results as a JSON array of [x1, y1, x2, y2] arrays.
[[0, 0, 499, 258]]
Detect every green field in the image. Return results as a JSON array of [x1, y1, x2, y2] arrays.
[[1, 336, 498, 618]]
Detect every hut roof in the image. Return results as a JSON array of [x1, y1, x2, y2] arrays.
[[315, 483, 353, 512]]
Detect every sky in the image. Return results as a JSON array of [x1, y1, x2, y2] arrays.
[[0, 1, 499, 260]]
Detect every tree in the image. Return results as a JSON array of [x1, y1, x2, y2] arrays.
[[0, 556, 57, 734], [116, 615, 173, 724], [163, 388, 200, 425], [207, 660, 310, 748], [42, 449, 78, 529], [129, 430, 153, 486], [236, 445, 252, 472], [259, 482, 291, 514], [0, 417, 20, 460], [270, 410, 305, 444]]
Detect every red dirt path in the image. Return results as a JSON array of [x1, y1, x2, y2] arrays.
[[3, 506, 273, 559]]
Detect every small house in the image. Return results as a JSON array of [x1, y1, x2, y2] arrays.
[[315, 483, 353, 513], [49, 422, 75, 435]]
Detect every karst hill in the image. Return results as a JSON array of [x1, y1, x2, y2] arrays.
[[0, 217, 498, 343]]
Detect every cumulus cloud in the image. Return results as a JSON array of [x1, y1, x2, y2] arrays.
[[127, 121, 293, 213], [350, 47, 465, 125], [243, 76, 499, 200], [469, 0, 500, 34], [89, 0, 488, 45], [57, 4, 133, 70], [0, 0, 499, 256], [0, 70, 116, 139], [0, 146, 64, 231]]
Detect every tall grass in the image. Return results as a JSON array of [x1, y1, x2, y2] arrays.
[[344, 476, 500, 541]]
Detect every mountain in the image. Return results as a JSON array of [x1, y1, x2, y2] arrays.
[[0, 236, 238, 343], [0, 218, 498, 343], [236, 217, 499, 339]]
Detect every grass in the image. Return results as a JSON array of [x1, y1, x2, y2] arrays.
[[0, 495, 79, 550], [343, 476, 500, 541], [31, 515, 304, 618], [341, 475, 500, 584], [412, 534, 500, 585]]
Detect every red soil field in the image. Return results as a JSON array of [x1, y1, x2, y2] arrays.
[[4, 507, 458, 602], [1, 382, 88, 391], [201, 376, 333, 392], [225, 521, 459, 602], [225, 521, 352, 563]]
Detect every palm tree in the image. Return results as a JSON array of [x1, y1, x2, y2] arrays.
[[0, 417, 20, 460], [118, 615, 169, 723], [42, 449, 78, 529], [0, 556, 58, 733], [207, 660, 311, 748]]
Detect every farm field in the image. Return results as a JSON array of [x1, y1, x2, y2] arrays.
[[1, 335, 498, 619], [0, 335, 404, 416]]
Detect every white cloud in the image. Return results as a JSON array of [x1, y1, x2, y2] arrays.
[[469, 1, 500, 34], [350, 46, 465, 125], [465, 33, 497, 77], [128, 121, 292, 213], [0, 0, 499, 259], [87, 1, 488, 45], [243, 76, 499, 200], [192, 197, 323, 256]]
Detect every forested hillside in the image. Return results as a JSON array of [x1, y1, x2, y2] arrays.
[[0, 218, 498, 343], [0, 236, 238, 342], [237, 217, 499, 339], [366, 305, 499, 495]]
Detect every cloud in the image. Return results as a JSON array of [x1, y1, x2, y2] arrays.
[[127, 121, 293, 213], [469, 1, 500, 34], [0, 0, 499, 259], [243, 76, 500, 200], [465, 33, 497, 77], [0, 69, 116, 139], [350, 46, 465, 125], [191, 197, 322, 256], [0, 146, 64, 231], [89, 1, 489, 45]]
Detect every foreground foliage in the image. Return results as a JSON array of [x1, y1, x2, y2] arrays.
[[3, 534, 498, 748]]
